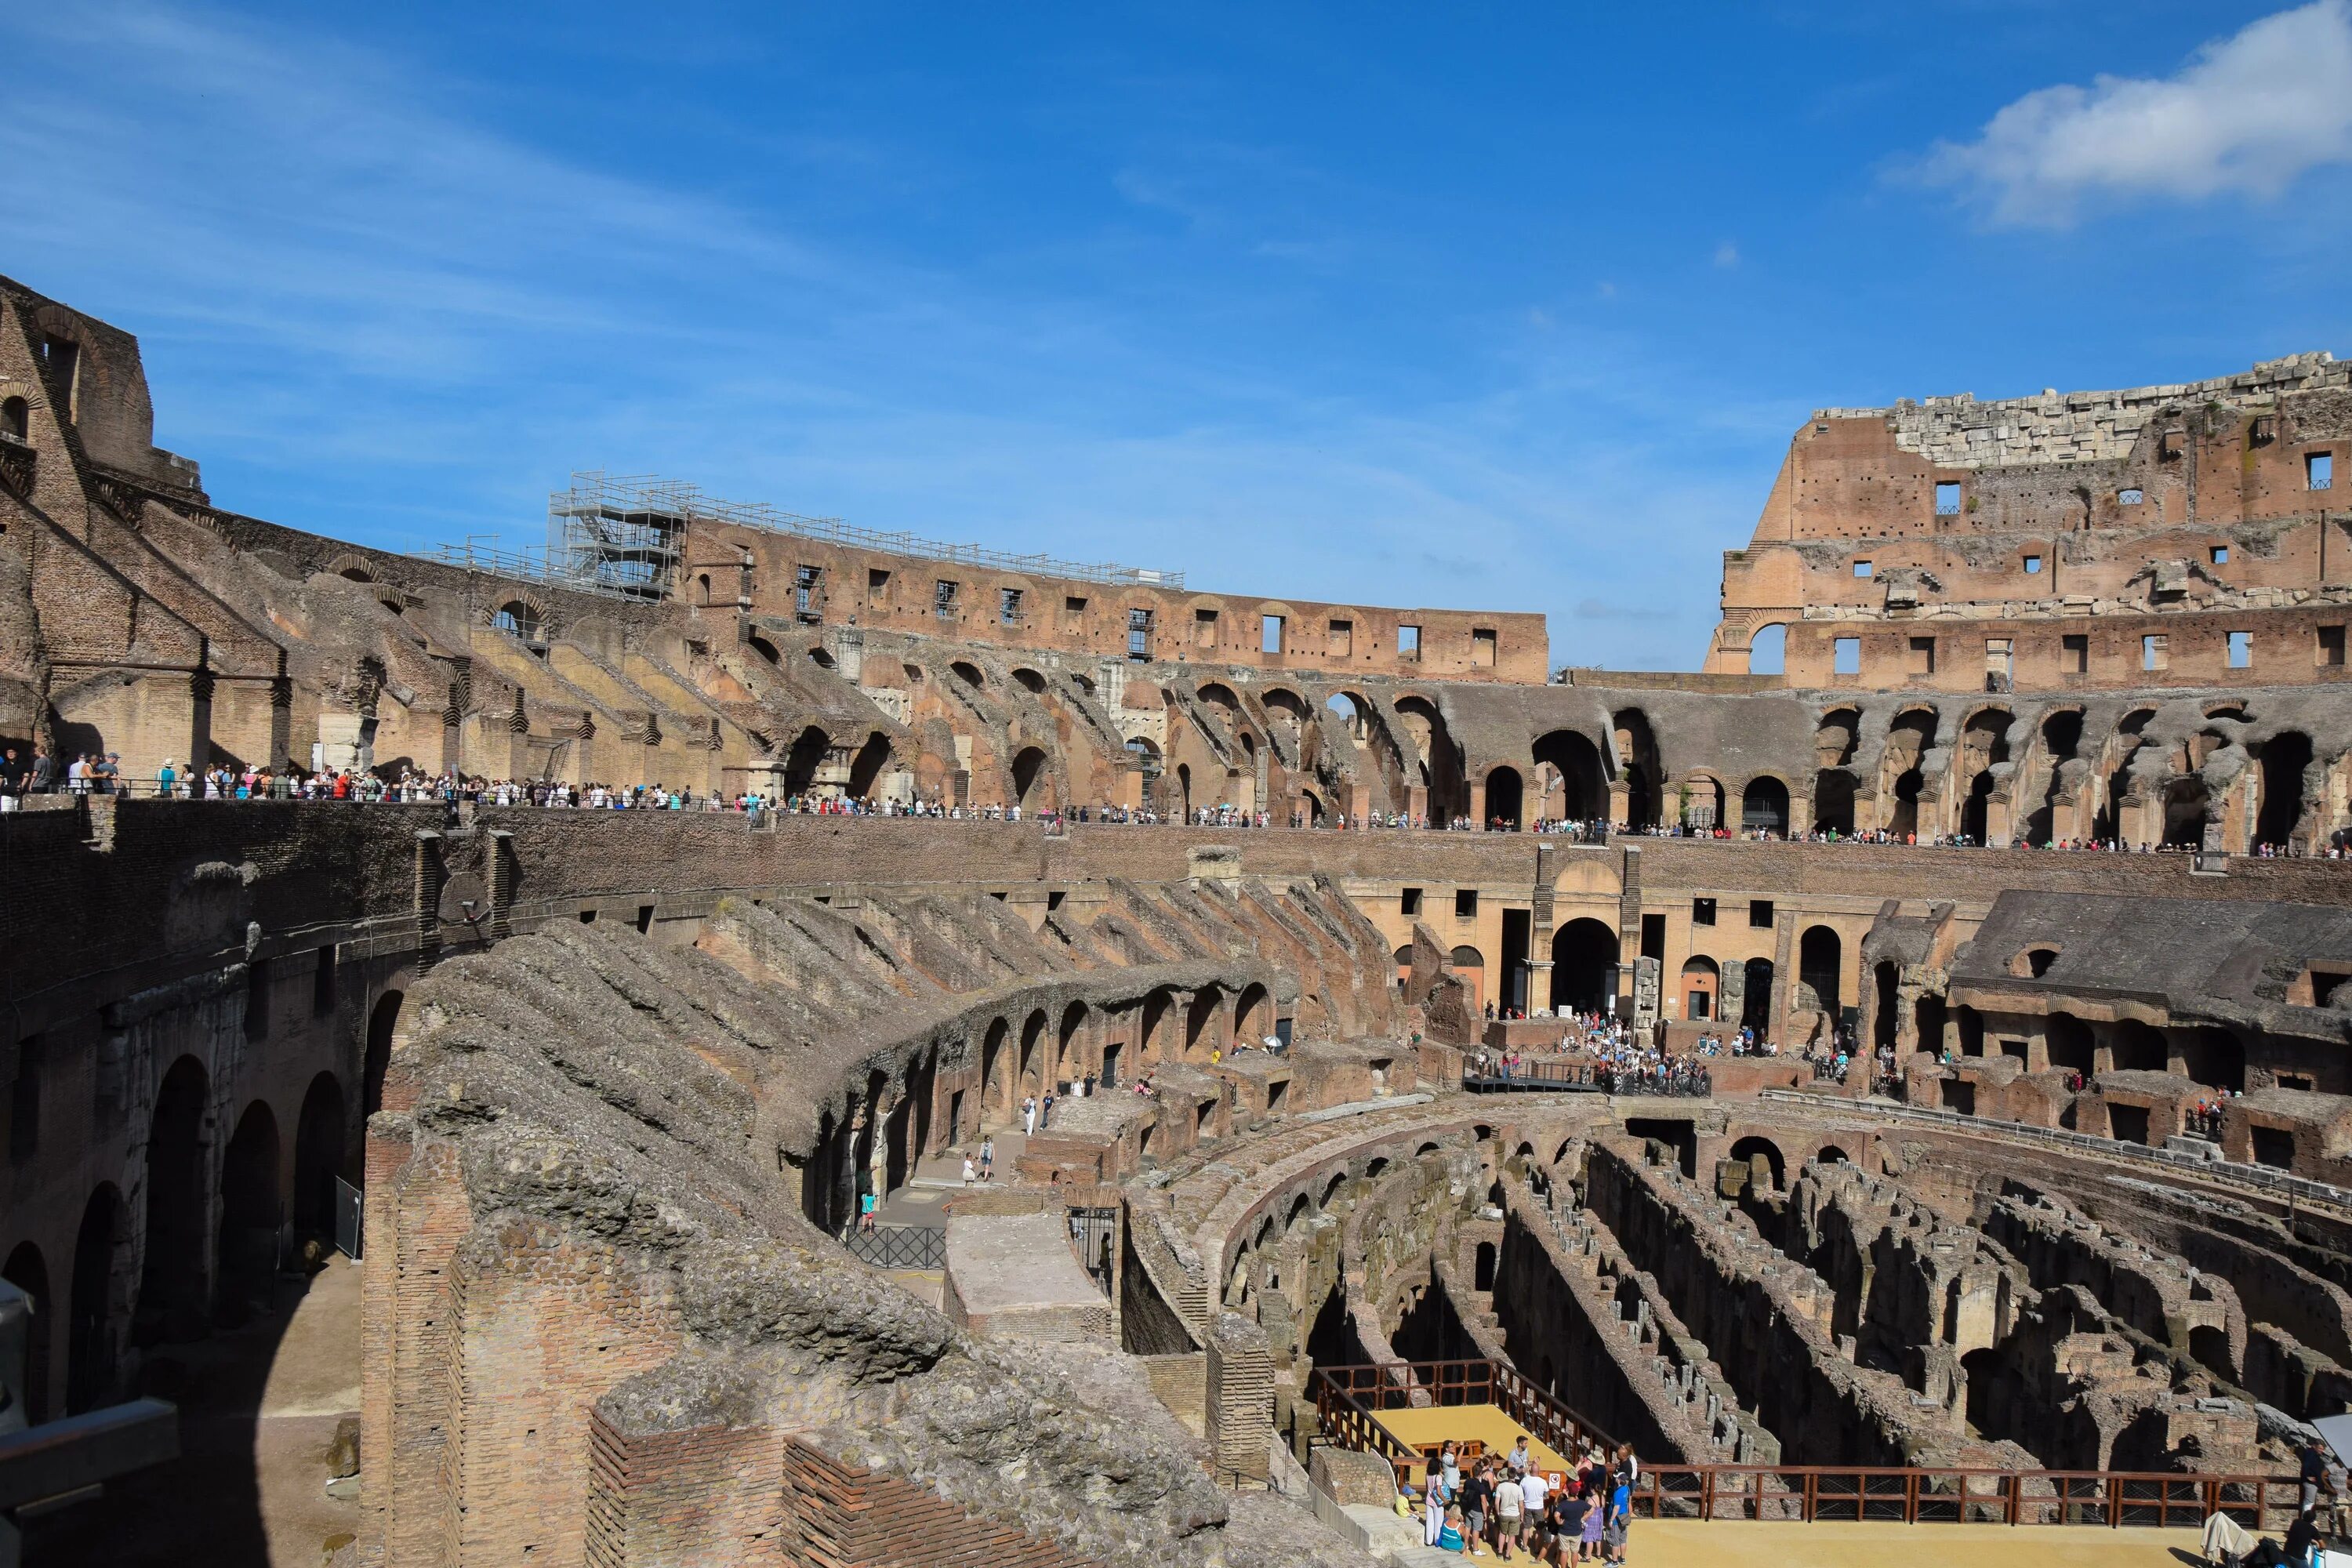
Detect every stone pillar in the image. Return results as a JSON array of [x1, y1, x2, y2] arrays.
[[1206, 1312, 1276, 1482], [1527, 960, 1555, 1014], [187, 666, 215, 778]]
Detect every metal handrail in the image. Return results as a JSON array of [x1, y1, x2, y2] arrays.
[[1308, 1359, 1618, 1475], [1631, 1462, 2294, 1530]]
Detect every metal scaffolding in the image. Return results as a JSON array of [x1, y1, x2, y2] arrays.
[[412, 471, 1185, 602]]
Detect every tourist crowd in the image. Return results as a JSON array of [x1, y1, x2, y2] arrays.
[[5, 750, 2348, 859], [1406, 1435, 1640, 1563]]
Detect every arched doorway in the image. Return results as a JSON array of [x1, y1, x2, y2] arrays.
[[1740, 777, 1790, 836], [292, 1073, 345, 1246], [1450, 948, 1486, 1016], [1010, 746, 1051, 810], [1679, 956, 1719, 1022], [1551, 920, 1619, 1015], [2162, 779, 2209, 848], [1813, 771, 1856, 835], [2046, 1013, 2095, 1075], [1235, 982, 1272, 1047], [981, 1018, 1010, 1114], [3, 1243, 50, 1423], [1871, 961, 1900, 1051], [2257, 732, 2314, 850], [1533, 731, 1606, 823], [68, 1185, 122, 1413], [1740, 959, 1774, 1034], [2111, 1020, 2169, 1073], [363, 990, 403, 1121], [1727, 1136, 1785, 1192], [1485, 766, 1523, 829], [140, 1057, 210, 1340], [1798, 925, 1843, 1022], [218, 1101, 282, 1319]]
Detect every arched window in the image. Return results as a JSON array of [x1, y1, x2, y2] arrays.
[[1748, 622, 1787, 676], [494, 601, 542, 641], [0, 397, 27, 442]]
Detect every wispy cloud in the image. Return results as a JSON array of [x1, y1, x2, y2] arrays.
[[1908, 0, 2352, 226], [1712, 242, 1740, 268]]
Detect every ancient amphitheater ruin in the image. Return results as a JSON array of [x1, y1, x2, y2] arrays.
[[7, 270, 2352, 1566]]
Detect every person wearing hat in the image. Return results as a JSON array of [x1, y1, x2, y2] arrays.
[[157, 758, 177, 798]]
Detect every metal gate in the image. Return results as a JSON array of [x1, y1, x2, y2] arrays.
[[843, 1225, 946, 1269], [334, 1176, 364, 1261], [1067, 1207, 1117, 1296]]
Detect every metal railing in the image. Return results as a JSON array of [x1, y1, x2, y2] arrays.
[[841, 1224, 946, 1269], [1632, 1464, 2294, 1530]]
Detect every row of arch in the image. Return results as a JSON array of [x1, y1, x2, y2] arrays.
[[6, 989, 401, 1425]]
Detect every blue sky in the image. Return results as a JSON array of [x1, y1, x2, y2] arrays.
[[5, 3, 2350, 669]]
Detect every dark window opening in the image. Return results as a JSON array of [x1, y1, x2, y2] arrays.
[[795, 564, 822, 621], [1640, 913, 1666, 964], [2063, 634, 2089, 674], [1748, 899, 1773, 930], [2253, 1125, 2296, 1170], [868, 568, 891, 603], [999, 586, 1024, 626], [1401, 887, 1422, 916], [1454, 889, 1478, 919], [313, 946, 338, 1015], [1127, 607, 1153, 661], [934, 579, 960, 619], [1692, 897, 1715, 927], [2319, 625, 2345, 668]]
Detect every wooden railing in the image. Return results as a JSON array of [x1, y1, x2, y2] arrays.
[[1307, 1359, 1617, 1477], [1633, 1464, 2296, 1530], [1307, 1359, 2296, 1531]]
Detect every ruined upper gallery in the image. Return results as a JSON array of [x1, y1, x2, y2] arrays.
[[1706, 353, 2352, 692]]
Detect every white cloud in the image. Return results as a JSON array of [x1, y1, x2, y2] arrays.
[[1916, 0, 2352, 225], [1712, 242, 1739, 268]]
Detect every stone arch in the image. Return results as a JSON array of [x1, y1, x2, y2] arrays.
[[292, 1072, 346, 1243], [781, 725, 832, 797], [1747, 621, 1787, 675], [2177, 1025, 2247, 1093], [0, 395, 27, 442], [1612, 710, 1664, 829], [1813, 770, 1857, 834], [1680, 772, 1726, 833], [1871, 961, 1900, 1051], [1010, 746, 1053, 810], [1740, 958, 1775, 1034], [140, 1056, 210, 1335], [1059, 1001, 1087, 1085], [1234, 982, 1272, 1047], [1533, 730, 1607, 822], [1740, 775, 1791, 836], [1019, 1009, 1048, 1096], [1797, 924, 1842, 1020], [1012, 667, 1047, 694], [1882, 707, 1940, 837], [1679, 956, 1720, 1023], [1728, 1135, 1786, 1192], [848, 732, 893, 797], [2162, 776, 2211, 848], [2257, 731, 2314, 850], [492, 597, 544, 641], [1186, 986, 1225, 1059], [1484, 764, 1523, 829], [950, 659, 985, 689], [3, 1242, 50, 1424], [218, 1100, 282, 1316], [1139, 989, 1173, 1065], [749, 632, 782, 666], [982, 1017, 1011, 1110], [1550, 919, 1618, 1014], [2112, 1019, 2169, 1073], [1450, 946, 1486, 1016], [1813, 1144, 1851, 1166], [1815, 706, 1862, 768], [2046, 1013, 2096, 1074], [363, 989, 403, 1122], [68, 1184, 125, 1414]]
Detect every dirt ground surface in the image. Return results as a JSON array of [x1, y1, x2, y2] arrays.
[[20, 1255, 362, 1567], [1631, 1518, 2205, 1568]]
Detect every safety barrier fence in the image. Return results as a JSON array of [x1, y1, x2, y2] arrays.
[[1630, 1465, 2295, 1530], [1308, 1358, 2295, 1530], [840, 1224, 946, 1269]]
